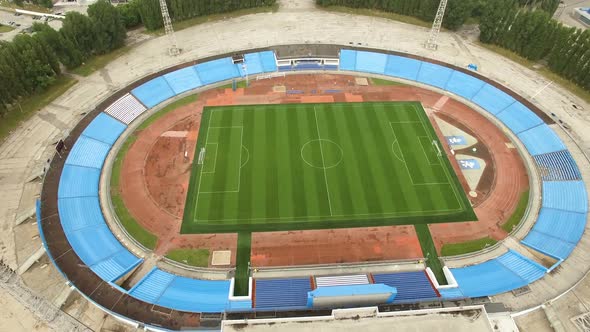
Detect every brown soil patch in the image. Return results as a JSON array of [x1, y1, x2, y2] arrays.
[[118, 74, 529, 265]]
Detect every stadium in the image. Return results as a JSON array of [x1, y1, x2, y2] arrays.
[[2, 0, 590, 331]]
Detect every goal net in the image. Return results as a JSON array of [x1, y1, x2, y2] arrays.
[[197, 148, 206, 165], [432, 140, 442, 157]]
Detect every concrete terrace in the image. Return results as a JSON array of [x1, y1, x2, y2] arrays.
[[1, 0, 590, 330]]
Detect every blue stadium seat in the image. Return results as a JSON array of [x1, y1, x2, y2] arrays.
[[534, 150, 582, 181], [452, 250, 546, 297], [522, 231, 576, 261], [542, 181, 588, 213], [444, 70, 486, 100], [195, 57, 241, 85], [131, 76, 176, 108], [517, 125, 567, 156], [65, 135, 111, 169], [372, 271, 438, 302], [416, 62, 453, 89], [255, 278, 311, 309], [82, 113, 126, 145], [258, 51, 278, 73], [58, 196, 105, 232], [355, 51, 388, 75], [163, 67, 202, 95], [438, 287, 465, 300], [156, 275, 230, 313], [339, 49, 357, 71], [496, 102, 543, 135], [471, 84, 515, 115], [522, 208, 586, 260], [92, 250, 142, 282], [129, 268, 176, 303], [58, 165, 101, 198], [384, 55, 422, 81]]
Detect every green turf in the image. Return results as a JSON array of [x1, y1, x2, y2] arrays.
[[234, 232, 251, 296], [182, 102, 476, 234], [441, 236, 497, 257], [370, 77, 406, 86], [502, 190, 530, 233], [415, 224, 447, 285], [165, 248, 210, 267]]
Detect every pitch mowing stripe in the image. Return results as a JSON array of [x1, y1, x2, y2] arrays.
[[329, 103, 387, 216], [351, 105, 395, 214], [298, 106, 325, 218], [319, 105, 362, 216], [265, 109, 280, 218], [250, 109, 268, 220], [237, 109, 255, 220], [285, 106, 308, 218], [275, 107, 296, 217], [368, 103, 414, 212]]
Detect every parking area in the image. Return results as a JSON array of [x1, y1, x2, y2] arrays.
[[0, 10, 62, 41]]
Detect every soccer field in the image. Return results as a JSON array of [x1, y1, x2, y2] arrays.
[[181, 102, 476, 234]]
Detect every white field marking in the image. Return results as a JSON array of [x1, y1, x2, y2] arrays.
[[194, 206, 464, 223], [300, 139, 344, 169], [202, 143, 219, 174], [388, 122, 415, 184], [417, 136, 441, 166], [313, 106, 334, 216], [199, 126, 243, 194], [412, 104, 464, 210], [390, 140, 405, 163], [193, 108, 216, 220], [240, 145, 250, 168], [389, 120, 421, 124]]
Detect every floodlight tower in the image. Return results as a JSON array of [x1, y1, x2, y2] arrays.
[[425, 0, 449, 50], [159, 0, 180, 56]]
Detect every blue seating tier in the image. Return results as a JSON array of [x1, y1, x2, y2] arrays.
[[82, 113, 126, 145], [131, 76, 176, 108], [58, 196, 105, 231], [451, 250, 546, 297], [471, 84, 515, 115], [438, 287, 465, 299], [534, 150, 582, 181], [255, 278, 311, 309], [195, 57, 241, 85], [384, 54, 421, 81], [129, 268, 175, 303], [372, 271, 438, 302], [542, 181, 588, 213], [159, 277, 230, 313], [129, 268, 231, 312], [58, 165, 101, 198], [517, 124, 566, 156], [65, 135, 111, 169], [163, 67, 202, 95], [355, 51, 388, 75], [416, 62, 453, 89], [339, 49, 357, 71], [444, 70, 486, 100], [496, 102, 543, 135]]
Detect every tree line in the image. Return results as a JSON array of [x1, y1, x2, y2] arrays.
[[0, 0, 126, 115], [132, 0, 276, 30], [0, 0, 275, 117], [315, 0, 561, 30], [480, 0, 590, 91]]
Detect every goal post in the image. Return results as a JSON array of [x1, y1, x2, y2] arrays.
[[432, 140, 442, 157], [197, 147, 206, 165]]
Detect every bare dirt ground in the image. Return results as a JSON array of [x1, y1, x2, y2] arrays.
[[119, 74, 528, 266]]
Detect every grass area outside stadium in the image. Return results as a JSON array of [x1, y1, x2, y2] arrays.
[[182, 101, 476, 234]]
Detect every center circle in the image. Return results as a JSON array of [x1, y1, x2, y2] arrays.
[[301, 139, 344, 169]]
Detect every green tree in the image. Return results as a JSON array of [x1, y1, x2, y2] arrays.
[[60, 12, 96, 58], [88, 0, 127, 54], [117, 2, 142, 29], [444, 0, 475, 30]]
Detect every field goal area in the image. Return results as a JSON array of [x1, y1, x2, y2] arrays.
[[181, 102, 476, 234]]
